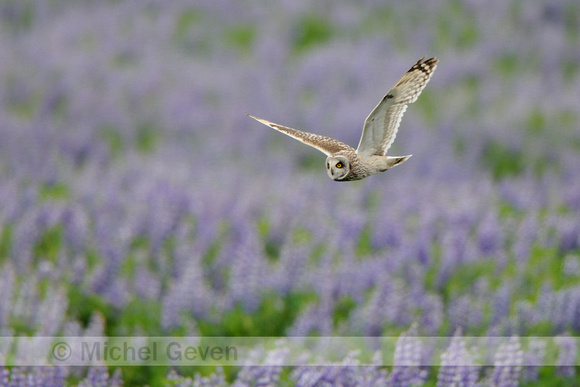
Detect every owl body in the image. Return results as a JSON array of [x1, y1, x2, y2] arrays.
[[325, 151, 413, 181], [247, 56, 438, 182]]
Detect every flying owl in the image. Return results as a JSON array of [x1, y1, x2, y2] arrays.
[[246, 56, 438, 182]]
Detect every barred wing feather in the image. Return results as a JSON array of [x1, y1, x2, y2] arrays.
[[356, 56, 438, 158]]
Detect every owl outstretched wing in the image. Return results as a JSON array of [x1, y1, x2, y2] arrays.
[[246, 113, 353, 156], [356, 56, 438, 159]]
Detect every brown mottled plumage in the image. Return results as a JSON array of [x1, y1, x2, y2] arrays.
[[247, 56, 438, 181]]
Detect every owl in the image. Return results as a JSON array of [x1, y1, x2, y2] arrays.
[[247, 56, 438, 181]]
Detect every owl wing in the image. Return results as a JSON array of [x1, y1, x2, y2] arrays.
[[356, 56, 438, 158], [246, 113, 353, 156]]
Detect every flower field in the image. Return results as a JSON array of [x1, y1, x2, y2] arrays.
[[0, 0, 579, 385]]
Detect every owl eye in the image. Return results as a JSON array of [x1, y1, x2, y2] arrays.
[[336, 162, 343, 168]]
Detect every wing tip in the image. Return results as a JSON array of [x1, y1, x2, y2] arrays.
[[245, 112, 269, 126], [410, 56, 439, 74], [403, 56, 438, 82], [418, 56, 438, 64]]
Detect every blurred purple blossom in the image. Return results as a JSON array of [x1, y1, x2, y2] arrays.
[[437, 330, 480, 386], [555, 335, 577, 378], [490, 337, 523, 387], [388, 324, 428, 386], [292, 350, 389, 387]]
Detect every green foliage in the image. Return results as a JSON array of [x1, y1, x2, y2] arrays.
[[435, 0, 479, 51], [333, 296, 357, 328], [9, 317, 36, 336], [202, 223, 229, 269], [416, 89, 440, 125], [224, 24, 256, 52], [457, 22, 478, 50], [111, 52, 136, 68], [293, 15, 334, 53], [526, 320, 555, 336], [34, 224, 63, 265], [39, 182, 70, 201], [99, 125, 125, 158], [0, 224, 13, 264], [562, 58, 579, 82], [121, 254, 138, 280], [6, 85, 40, 119], [173, 8, 202, 41], [498, 200, 524, 219], [443, 259, 498, 300], [115, 300, 162, 335], [298, 152, 324, 172], [527, 111, 546, 135], [85, 249, 101, 269], [198, 292, 316, 336], [495, 54, 520, 78], [524, 368, 580, 386], [257, 217, 284, 262], [264, 238, 282, 262], [523, 244, 576, 292], [1, 1, 35, 33], [136, 123, 160, 154], [292, 227, 313, 245], [356, 226, 374, 257], [67, 290, 115, 333], [120, 366, 170, 387], [481, 140, 525, 179], [99, 123, 160, 157]]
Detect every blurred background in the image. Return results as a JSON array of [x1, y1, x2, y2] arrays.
[[0, 0, 579, 385]]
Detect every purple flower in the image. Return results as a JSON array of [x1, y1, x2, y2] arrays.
[[490, 285, 512, 328], [522, 339, 546, 382], [166, 367, 227, 387], [437, 330, 480, 386], [477, 213, 504, 255], [512, 213, 538, 266], [78, 367, 123, 387], [228, 230, 269, 312], [555, 335, 576, 378], [234, 344, 289, 386], [448, 295, 484, 333], [553, 216, 580, 253], [419, 294, 444, 336], [161, 251, 215, 329], [356, 276, 410, 336], [0, 367, 68, 387], [490, 337, 523, 387], [388, 324, 428, 386], [292, 351, 388, 387]]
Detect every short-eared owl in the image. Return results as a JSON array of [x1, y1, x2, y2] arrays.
[[246, 56, 438, 181]]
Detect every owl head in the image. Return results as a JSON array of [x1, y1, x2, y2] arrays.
[[325, 155, 350, 181]]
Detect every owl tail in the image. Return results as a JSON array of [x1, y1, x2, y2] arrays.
[[386, 154, 412, 169]]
